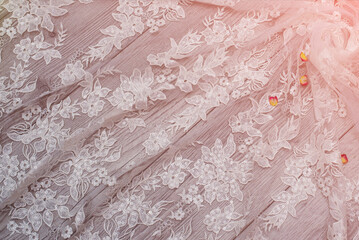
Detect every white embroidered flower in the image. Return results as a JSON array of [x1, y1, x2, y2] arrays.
[[13, 37, 38, 62], [190, 160, 216, 185], [61, 225, 73, 239], [3, 18, 12, 28], [176, 66, 200, 92], [160, 165, 186, 189], [147, 0, 184, 18], [6, 221, 18, 232], [14, 194, 29, 208], [5, 107, 14, 115], [229, 112, 257, 136], [155, 19, 165, 27], [292, 177, 316, 196], [322, 186, 331, 197], [127, 194, 144, 213], [33, 189, 57, 212], [133, 7, 143, 16], [233, 17, 258, 42], [241, 89, 250, 97], [22, 110, 32, 121], [11, 98, 22, 109], [40, 178, 51, 188], [149, 25, 159, 33], [120, 67, 154, 109], [181, 194, 192, 204], [204, 180, 229, 203], [173, 208, 185, 220], [6, 27, 16, 38], [204, 208, 228, 234], [156, 74, 166, 83], [250, 141, 275, 168], [29, 232, 39, 240], [193, 194, 203, 207], [143, 130, 170, 155], [338, 107, 347, 117], [17, 14, 41, 34], [4, 0, 29, 18], [104, 176, 116, 186], [91, 176, 101, 187], [188, 185, 198, 195], [126, 15, 144, 35], [1, 178, 16, 198], [108, 87, 134, 111], [114, 13, 144, 36], [231, 89, 241, 99], [244, 137, 254, 145], [201, 20, 229, 45], [285, 164, 302, 178], [0, 149, 19, 177], [116, 0, 139, 16], [206, 85, 229, 106], [19, 160, 30, 170], [80, 93, 105, 117], [290, 85, 298, 96], [98, 168, 108, 178], [17, 171, 26, 181], [317, 178, 325, 188], [30, 182, 41, 192], [31, 105, 41, 115], [218, 77, 229, 87], [167, 73, 177, 82], [172, 154, 191, 169], [19, 221, 32, 235], [146, 18, 156, 27], [17, 118, 68, 153], [58, 61, 85, 85]]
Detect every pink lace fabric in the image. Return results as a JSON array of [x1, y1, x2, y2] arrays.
[[1, 0, 359, 239]]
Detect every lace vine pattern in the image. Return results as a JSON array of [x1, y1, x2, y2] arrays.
[[0, 0, 355, 240]]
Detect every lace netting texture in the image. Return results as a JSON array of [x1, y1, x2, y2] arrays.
[[1, 0, 359, 239]]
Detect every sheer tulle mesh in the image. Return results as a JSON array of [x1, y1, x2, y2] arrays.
[[1, 0, 359, 239]]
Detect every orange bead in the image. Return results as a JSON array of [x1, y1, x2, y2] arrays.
[[300, 75, 308, 86], [269, 96, 278, 106], [341, 154, 348, 164], [300, 52, 308, 62]]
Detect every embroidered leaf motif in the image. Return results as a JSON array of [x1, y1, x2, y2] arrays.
[[57, 206, 71, 218], [12, 208, 27, 219], [43, 210, 53, 227]]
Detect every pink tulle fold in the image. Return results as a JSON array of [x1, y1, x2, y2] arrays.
[[197, 0, 359, 129], [194, 0, 359, 237]]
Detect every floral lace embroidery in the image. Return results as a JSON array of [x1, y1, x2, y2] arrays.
[[0, 0, 358, 239], [83, 0, 188, 63]]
